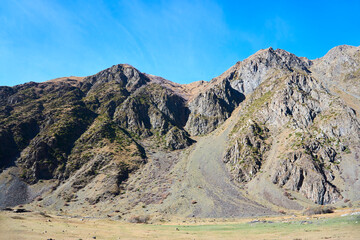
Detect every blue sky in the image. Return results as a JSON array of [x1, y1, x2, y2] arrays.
[[1, 0, 359, 86]]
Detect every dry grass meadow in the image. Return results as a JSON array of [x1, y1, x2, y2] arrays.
[[0, 208, 359, 240]]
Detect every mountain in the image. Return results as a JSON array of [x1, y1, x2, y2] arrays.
[[0, 45, 359, 220]]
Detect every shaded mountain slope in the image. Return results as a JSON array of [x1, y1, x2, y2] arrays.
[[0, 64, 193, 207]]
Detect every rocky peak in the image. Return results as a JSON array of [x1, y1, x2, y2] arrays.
[[311, 45, 360, 74], [318, 45, 359, 60], [181, 47, 314, 136], [81, 64, 150, 94], [213, 47, 311, 96], [310, 44, 360, 97]]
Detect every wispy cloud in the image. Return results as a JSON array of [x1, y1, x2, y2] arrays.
[[266, 16, 294, 44], [112, 0, 229, 81], [2, 0, 358, 86]]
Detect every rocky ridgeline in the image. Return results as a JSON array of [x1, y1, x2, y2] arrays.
[[0, 45, 359, 213]]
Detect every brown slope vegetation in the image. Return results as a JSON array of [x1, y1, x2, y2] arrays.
[[0, 64, 193, 209]]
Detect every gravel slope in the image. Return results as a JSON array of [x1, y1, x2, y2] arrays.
[[157, 108, 276, 218]]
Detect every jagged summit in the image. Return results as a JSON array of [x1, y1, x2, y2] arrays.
[[80, 63, 150, 93], [0, 45, 359, 219], [206, 46, 311, 99]]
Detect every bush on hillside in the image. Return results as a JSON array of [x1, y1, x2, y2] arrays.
[[303, 206, 335, 216]]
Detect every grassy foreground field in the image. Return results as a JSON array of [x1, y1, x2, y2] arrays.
[[0, 209, 359, 240]]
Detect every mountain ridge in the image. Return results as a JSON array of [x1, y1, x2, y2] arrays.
[[0, 45, 359, 220]]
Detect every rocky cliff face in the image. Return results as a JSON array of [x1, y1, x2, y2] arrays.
[[0, 45, 359, 217], [185, 79, 244, 135], [223, 47, 360, 206]]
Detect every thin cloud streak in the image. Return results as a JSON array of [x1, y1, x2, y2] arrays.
[[1, 0, 359, 86]]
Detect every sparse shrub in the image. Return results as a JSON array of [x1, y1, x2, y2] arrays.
[[39, 211, 51, 218], [343, 146, 351, 154], [279, 210, 286, 214], [303, 206, 335, 216], [64, 194, 74, 202], [295, 132, 302, 137], [283, 191, 296, 200], [128, 215, 150, 224], [284, 191, 291, 198]]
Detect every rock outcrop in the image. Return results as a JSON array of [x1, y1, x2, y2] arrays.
[[224, 47, 360, 206], [223, 121, 270, 182], [185, 79, 244, 135]]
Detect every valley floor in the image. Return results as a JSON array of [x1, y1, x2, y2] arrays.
[[1, 208, 359, 240]]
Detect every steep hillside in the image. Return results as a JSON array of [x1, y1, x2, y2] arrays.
[[0, 64, 192, 208], [0, 45, 359, 220]]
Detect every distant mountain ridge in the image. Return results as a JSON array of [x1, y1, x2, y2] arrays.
[[0, 45, 359, 220]]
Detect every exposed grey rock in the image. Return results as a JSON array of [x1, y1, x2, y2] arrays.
[[81, 64, 150, 94], [311, 45, 360, 97], [114, 83, 190, 138], [219, 47, 311, 95], [225, 52, 360, 205], [185, 79, 244, 135], [271, 151, 342, 204], [165, 127, 193, 150], [223, 121, 270, 182]]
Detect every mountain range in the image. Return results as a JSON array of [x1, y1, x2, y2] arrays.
[[0, 45, 359, 220]]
